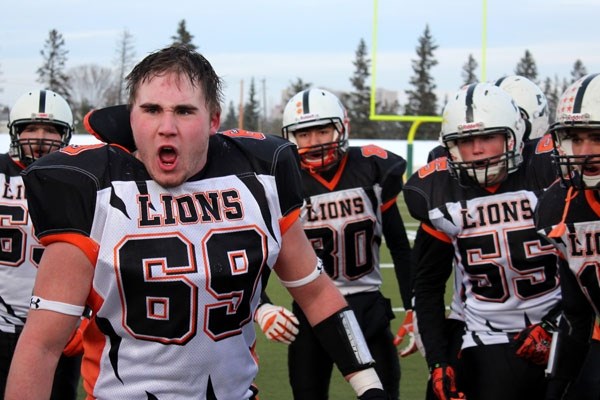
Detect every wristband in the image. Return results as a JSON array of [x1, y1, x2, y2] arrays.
[[349, 368, 383, 396], [30, 296, 85, 317]]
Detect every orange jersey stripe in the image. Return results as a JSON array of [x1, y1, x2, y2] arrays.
[[421, 222, 452, 243], [279, 208, 300, 235], [40, 233, 100, 266], [381, 196, 398, 212]]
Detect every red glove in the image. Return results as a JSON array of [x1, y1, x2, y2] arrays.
[[430, 364, 465, 400], [393, 310, 418, 357], [63, 316, 90, 357], [513, 322, 553, 365]]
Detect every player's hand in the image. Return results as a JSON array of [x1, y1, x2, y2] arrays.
[[254, 303, 299, 344], [513, 322, 553, 365], [394, 310, 418, 357], [63, 316, 90, 357], [357, 388, 387, 399], [430, 363, 466, 400]]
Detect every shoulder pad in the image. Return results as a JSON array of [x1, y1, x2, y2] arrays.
[[415, 157, 449, 180], [84, 105, 135, 152]]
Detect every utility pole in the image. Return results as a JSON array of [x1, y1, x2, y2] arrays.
[[261, 77, 267, 132], [238, 80, 244, 129]]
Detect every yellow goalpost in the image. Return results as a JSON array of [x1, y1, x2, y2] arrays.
[[369, 0, 488, 175]]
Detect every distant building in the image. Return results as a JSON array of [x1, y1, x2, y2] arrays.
[[375, 88, 399, 107]]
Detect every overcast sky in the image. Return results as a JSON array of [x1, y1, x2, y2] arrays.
[[2, 0, 600, 117]]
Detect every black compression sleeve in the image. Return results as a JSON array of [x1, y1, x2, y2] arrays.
[[313, 307, 375, 376], [412, 225, 455, 367], [382, 204, 412, 310]]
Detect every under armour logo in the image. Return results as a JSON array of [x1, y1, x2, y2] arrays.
[[30, 297, 41, 309], [316, 258, 324, 274]]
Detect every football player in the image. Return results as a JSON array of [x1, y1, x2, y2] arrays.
[[0, 89, 82, 400], [414, 75, 552, 400], [406, 82, 562, 400], [256, 88, 412, 400], [5, 46, 387, 400], [535, 73, 600, 400], [493, 75, 550, 141]]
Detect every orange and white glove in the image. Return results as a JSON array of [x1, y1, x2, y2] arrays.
[[394, 310, 418, 357], [254, 303, 299, 344]]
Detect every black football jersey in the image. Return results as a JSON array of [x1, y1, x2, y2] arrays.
[[536, 182, 600, 316], [299, 145, 407, 295], [405, 136, 562, 349], [22, 131, 303, 399]]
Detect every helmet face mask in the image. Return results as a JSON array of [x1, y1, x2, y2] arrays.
[[444, 128, 517, 187], [282, 88, 349, 172], [441, 83, 526, 188], [550, 73, 600, 190], [8, 90, 73, 166]]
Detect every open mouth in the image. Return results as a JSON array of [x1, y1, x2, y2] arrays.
[[159, 146, 177, 166], [583, 164, 600, 176]]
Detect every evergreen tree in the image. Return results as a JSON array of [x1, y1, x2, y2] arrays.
[[113, 29, 136, 104], [171, 20, 197, 50], [243, 78, 261, 131], [542, 76, 559, 124], [283, 78, 312, 103], [221, 101, 239, 131], [514, 50, 538, 84], [404, 24, 439, 139], [570, 59, 587, 82], [37, 29, 71, 101], [342, 38, 378, 138], [461, 54, 479, 85]]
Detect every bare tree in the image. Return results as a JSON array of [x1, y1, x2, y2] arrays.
[[113, 29, 136, 104], [68, 64, 116, 131]]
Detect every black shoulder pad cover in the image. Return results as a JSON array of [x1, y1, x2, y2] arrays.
[[84, 105, 136, 152]]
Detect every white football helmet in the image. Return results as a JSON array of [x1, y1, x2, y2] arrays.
[[494, 75, 549, 140], [550, 73, 600, 189], [441, 82, 526, 187], [8, 89, 73, 165], [282, 88, 349, 171]]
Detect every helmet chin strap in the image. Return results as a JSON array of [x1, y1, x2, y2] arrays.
[[582, 173, 600, 189]]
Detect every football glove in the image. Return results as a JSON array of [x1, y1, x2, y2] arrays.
[[394, 310, 418, 357], [254, 303, 299, 344], [430, 363, 466, 400], [357, 388, 387, 400], [513, 321, 553, 366]]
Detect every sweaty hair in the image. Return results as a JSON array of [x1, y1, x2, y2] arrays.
[[126, 45, 224, 116]]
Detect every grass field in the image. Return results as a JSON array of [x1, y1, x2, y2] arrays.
[[77, 196, 433, 399]]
